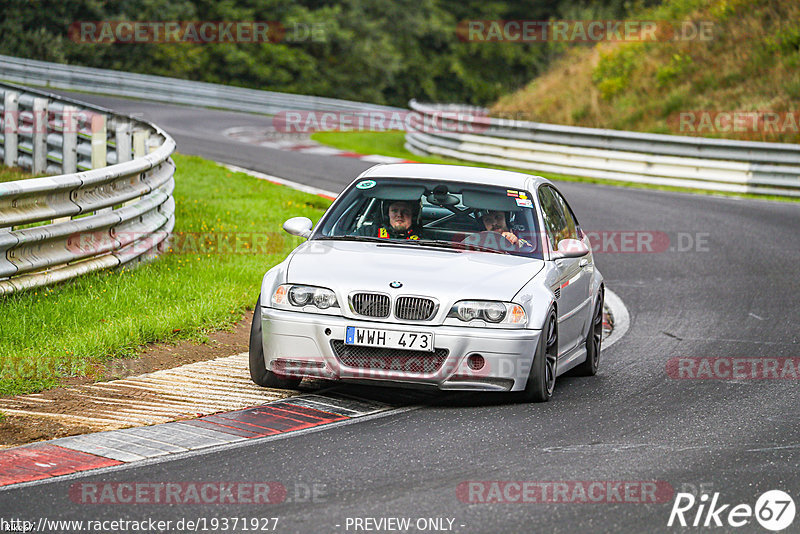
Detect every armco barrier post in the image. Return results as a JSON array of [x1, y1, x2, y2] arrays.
[[3, 91, 19, 168], [31, 97, 48, 174], [132, 130, 148, 158], [52, 105, 80, 223], [147, 133, 161, 154], [62, 105, 78, 174], [91, 112, 107, 170], [129, 129, 149, 210], [117, 121, 136, 207], [116, 120, 132, 164]]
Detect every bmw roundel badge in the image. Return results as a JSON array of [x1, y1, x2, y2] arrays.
[[389, 281, 403, 288]]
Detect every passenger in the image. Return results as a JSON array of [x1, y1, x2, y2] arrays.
[[480, 210, 531, 248], [359, 200, 422, 240]]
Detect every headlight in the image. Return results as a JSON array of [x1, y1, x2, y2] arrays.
[[288, 285, 315, 306], [447, 300, 526, 326], [313, 290, 337, 309], [483, 302, 506, 323], [272, 284, 339, 311], [455, 301, 480, 322]]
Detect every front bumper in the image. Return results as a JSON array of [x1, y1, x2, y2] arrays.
[[261, 307, 541, 392]]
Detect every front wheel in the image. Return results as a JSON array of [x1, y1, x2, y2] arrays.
[[249, 294, 302, 389], [520, 309, 558, 402]]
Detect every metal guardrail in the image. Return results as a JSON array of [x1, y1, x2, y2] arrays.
[[0, 82, 176, 295], [0, 54, 401, 115], [406, 100, 800, 197]]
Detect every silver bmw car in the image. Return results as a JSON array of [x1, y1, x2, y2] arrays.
[[249, 163, 603, 401]]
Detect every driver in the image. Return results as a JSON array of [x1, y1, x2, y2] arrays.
[[359, 200, 422, 240], [480, 210, 532, 248]]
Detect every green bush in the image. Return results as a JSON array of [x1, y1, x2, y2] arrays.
[[592, 45, 643, 100], [655, 53, 694, 87]]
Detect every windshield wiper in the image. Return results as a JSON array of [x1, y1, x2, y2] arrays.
[[316, 235, 388, 243], [316, 236, 505, 254], [413, 239, 506, 254]]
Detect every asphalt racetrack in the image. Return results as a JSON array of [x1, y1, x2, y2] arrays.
[[2, 93, 799, 533]]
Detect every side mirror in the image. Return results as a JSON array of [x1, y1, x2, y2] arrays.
[[283, 217, 313, 239], [551, 238, 589, 260]]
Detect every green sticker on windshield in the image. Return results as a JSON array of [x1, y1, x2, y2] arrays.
[[356, 180, 376, 190]]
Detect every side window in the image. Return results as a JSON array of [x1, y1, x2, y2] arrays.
[[550, 188, 579, 241], [537, 186, 567, 252]]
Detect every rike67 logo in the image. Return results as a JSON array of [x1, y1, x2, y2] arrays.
[[668, 490, 795, 531]]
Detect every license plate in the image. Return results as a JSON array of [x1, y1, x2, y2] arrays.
[[345, 326, 434, 352]]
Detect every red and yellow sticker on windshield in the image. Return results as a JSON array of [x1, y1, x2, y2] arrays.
[[508, 190, 531, 206]]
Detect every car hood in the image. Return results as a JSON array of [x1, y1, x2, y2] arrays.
[[287, 240, 544, 302]]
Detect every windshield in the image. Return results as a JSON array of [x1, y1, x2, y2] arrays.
[[314, 178, 543, 259]]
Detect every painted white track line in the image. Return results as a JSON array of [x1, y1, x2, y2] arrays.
[[222, 163, 339, 199], [603, 288, 630, 349]]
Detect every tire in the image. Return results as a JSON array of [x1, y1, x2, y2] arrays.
[[572, 291, 604, 377], [249, 294, 302, 389], [520, 309, 558, 403]]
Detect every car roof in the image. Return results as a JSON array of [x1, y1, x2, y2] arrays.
[[359, 163, 552, 191]]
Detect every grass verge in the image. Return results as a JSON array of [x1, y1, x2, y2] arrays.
[[0, 166, 44, 183], [0, 153, 331, 396], [310, 130, 800, 202]]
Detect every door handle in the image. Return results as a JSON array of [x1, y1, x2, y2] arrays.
[[579, 258, 590, 268]]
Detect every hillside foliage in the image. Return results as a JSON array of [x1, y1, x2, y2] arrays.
[[492, 0, 800, 142]]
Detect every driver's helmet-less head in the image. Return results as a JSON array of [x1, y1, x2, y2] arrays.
[[478, 209, 512, 231], [381, 199, 422, 228]]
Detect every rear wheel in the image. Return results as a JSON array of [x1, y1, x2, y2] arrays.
[[573, 291, 604, 376], [249, 294, 302, 389], [520, 309, 558, 402]]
